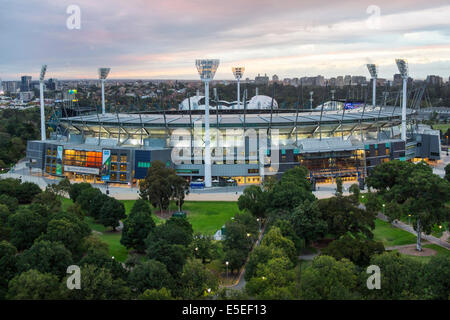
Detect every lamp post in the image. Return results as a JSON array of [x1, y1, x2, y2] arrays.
[[232, 67, 245, 109], [408, 214, 411, 225], [196, 59, 220, 188], [39, 65, 47, 141], [225, 261, 229, 281], [366, 64, 378, 108], [257, 218, 261, 232], [395, 59, 408, 141], [439, 225, 442, 246], [382, 203, 385, 215], [98, 68, 111, 114]]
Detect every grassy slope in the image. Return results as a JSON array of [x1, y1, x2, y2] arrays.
[[373, 219, 417, 247]]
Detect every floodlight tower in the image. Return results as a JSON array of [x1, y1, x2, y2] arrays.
[[232, 67, 245, 108], [366, 64, 378, 108], [98, 68, 111, 114], [395, 59, 408, 141], [309, 91, 314, 109], [39, 65, 47, 141], [196, 59, 220, 188], [330, 89, 336, 109]]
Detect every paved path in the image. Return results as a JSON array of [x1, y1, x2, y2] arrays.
[[377, 212, 450, 250]]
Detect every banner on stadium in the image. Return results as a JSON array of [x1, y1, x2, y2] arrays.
[[101, 149, 111, 181], [56, 146, 63, 175]]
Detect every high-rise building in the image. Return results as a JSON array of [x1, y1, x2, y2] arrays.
[[425, 75, 443, 86], [272, 74, 279, 82], [336, 76, 344, 88], [344, 75, 351, 85], [4, 81, 18, 93], [46, 78, 58, 91], [20, 76, 32, 92]]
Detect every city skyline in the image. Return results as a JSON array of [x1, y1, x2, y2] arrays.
[[1, 0, 450, 80]]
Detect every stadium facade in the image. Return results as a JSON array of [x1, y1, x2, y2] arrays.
[[25, 94, 441, 188]]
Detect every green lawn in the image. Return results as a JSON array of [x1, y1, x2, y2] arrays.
[[98, 232, 128, 262], [432, 123, 450, 132], [373, 219, 417, 247], [182, 201, 240, 235]]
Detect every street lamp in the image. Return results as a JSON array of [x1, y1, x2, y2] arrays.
[[439, 225, 443, 245], [225, 261, 229, 281], [382, 203, 385, 214], [366, 64, 378, 108], [196, 59, 220, 188], [39, 65, 47, 141], [395, 59, 408, 141], [232, 67, 245, 109], [408, 214, 411, 225], [257, 218, 261, 232], [98, 67, 111, 114]]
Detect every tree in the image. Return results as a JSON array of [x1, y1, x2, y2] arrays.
[[15, 182, 42, 204], [31, 190, 62, 214], [245, 256, 296, 299], [318, 196, 376, 239], [128, 260, 173, 294], [170, 174, 189, 211], [238, 185, 268, 218], [65, 264, 131, 300], [8, 207, 47, 250], [76, 187, 105, 219], [146, 240, 188, 275], [0, 241, 18, 299], [289, 200, 327, 245], [42, 212, 91, 256], [177, 259, 218, 299], [191, 233, 217, 264], [139, 160, 174, 213], [17, 240, 73, 278], [445, 163, 450, 182], [68, 182, 92, 202], [98, 197, 126, 231], [364, 252, 424, 299], [0, 178, 21, 199], [47, 178, 71, 197], [0, 194, 19, 214], [7, 269, 62, 300], [121, 200, 155, 252], [139, 287, 174, 300], [321, 235, 385, 267], [223, 248, 247, 274], [349, 183, 360, 202], [261, 227, 297, 265], [335, 177, 343, 196], [423, 255, 450, 300], [300, 255, 360, 300]]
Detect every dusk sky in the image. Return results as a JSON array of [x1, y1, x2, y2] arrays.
[[1, 0, 450, 80]]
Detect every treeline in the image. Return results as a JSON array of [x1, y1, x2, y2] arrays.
[[0, 108, 41, 168]]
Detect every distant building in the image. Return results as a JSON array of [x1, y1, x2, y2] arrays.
[[393, 74, 402, 86], [272, 74, 279, 83], [351, 76, 367, 85], [426, 75, 443, 86], [46, 78, 58, 91], [19, 91, 34, 102], [4, 81, 19, 93], [20, 76, 32, 92], [336, 76, 344, 88], [344, 75, 351, 85], [255, 73, 269, 85], [328, 77, 337, 87]]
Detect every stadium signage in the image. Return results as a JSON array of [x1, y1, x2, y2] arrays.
[[64, 165, 99, 175]]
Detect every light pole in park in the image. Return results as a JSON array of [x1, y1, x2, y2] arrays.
[[366, 64, 378, 108], [195, 59, 220, 188], [98, 67, 111, 114], [39, 65, 47, 141], [225, 261, 229, 281], [232, 67, 245, 109], [395, 59, 408, 141]]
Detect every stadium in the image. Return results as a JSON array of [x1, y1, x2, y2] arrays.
[[25, 61, 441, 189]]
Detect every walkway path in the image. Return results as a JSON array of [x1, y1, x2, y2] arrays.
[[377, 212, 450, 250]]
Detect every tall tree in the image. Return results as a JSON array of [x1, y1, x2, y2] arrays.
[[238, 185, 268, 218], [139, 160, 174, 213], [121, 200, 155, 252], [98, 197, 126, 231]]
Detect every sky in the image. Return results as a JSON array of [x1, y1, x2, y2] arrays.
[[1, 0, 450, 81]]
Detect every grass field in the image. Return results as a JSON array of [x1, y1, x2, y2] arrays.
[[98, 232, 129, 262], [373, 219, 417, 247], [396, 244, 450, 264]]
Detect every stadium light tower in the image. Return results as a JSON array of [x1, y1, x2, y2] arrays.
[[196, 59, 220, 188], [366, 64, 378, 108], [395, 59, 408, 141], [232, 67, 245, 108], [39, 65, 47, 141], [98, 68, 111, 114], [309, 91, 314, 109]]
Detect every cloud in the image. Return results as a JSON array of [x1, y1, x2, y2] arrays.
[[0, 0, 449, 80]]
